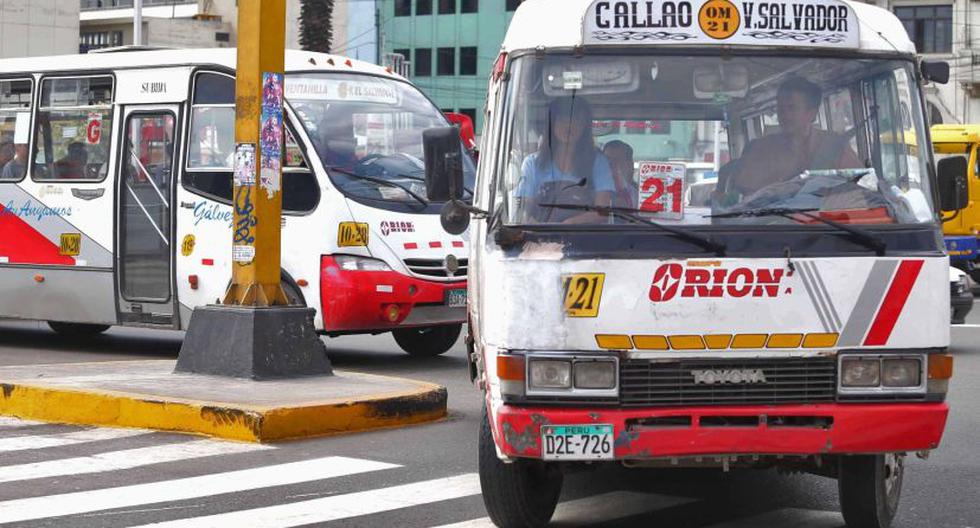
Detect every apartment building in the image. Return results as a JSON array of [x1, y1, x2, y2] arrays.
[[0, 1, 80, 58]]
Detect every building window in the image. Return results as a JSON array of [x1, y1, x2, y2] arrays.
[[461, 0, 478, 13], [438, 47, 456, 75], [395, 0, 412, 16], [458, 108, 477, 123], [460, 47, 478, 75], [417, 0, 432, 15], [506, 0, 522, 11], [895, 5, 952, 54], [415, 49, 432, 77], [215, 32, 230, 43], [439, 0, 456, 14], [79, 31, 123, 53]]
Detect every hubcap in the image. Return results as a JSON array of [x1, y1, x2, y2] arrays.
[[883, 454, 903, 497]]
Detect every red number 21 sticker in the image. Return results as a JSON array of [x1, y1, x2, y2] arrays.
[[637, 162, 685, 219]]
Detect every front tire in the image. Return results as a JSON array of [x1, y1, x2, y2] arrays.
[[479, 406, 563, 528], [838, 454, 904, 528], [392, 324, 461, 357], [47, 322, 110, 336]]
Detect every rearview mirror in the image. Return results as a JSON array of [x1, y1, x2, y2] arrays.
[[922, 60, 950, 85], [937, 156, 969, 211], [423, 126, 464, 202], [693, 65, 749, 99]]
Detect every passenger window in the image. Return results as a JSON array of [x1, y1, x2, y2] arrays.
[[0, 78, 32, 182], [33, 76, 113, 181]]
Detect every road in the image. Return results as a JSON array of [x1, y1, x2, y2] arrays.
[[0, 307, 978, 528]]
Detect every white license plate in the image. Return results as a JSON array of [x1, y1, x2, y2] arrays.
[[541, 424, 614, 461], [445, 288, 467, 307]]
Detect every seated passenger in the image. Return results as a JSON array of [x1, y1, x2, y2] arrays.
[[54, 142, 88, 179], [518, 97, 614, 223], [603, 140, 637, 209], [0, 142, 27, 181], [725, 77, 862, 198], [317, 116, 359, 170]]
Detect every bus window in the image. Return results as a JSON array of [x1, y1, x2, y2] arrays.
[[184, 71, 318, 214], [0, 78, 32, 182], [33, 76, 113, 181]]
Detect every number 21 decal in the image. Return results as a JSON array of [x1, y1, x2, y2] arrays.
[[562, 273, 605, 318]]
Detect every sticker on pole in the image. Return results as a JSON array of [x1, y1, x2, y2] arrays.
[[638, 162, 685, 220], [259, 72, 284, 199], [232, 244, 255, 264], [233, 143, 256, 186]]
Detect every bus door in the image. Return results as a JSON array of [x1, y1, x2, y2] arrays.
[[115, 106, 179, 326]]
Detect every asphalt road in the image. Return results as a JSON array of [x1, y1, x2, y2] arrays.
[[0, 306, 978, 528]]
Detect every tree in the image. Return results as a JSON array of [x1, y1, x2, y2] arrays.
[[299, 0, 334, 53]]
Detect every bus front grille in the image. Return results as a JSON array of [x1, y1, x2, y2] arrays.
[[619, 357, 837, 407], [403, 258, 468, 280]]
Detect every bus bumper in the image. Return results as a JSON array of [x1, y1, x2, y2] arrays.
[[319, 255, 466, 333], [493, 403, 949, 459]]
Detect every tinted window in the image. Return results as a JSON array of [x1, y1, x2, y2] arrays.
[[193, 72, 236, 105], [0, 79, 32, 182], [460, 47, 477, 75], [395, 0, 411, 16], [417, 0, 432, 15], [439, 0, 455, 14], [33, 76, 113, 181], [438, 47, 455, 76], [415, 49, 432, 77], [461, 0, 478, 13]]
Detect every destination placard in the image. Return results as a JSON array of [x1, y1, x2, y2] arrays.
[[584, 0, 859, 48]]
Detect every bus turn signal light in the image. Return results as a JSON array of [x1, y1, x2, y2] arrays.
[[497, 355, 526, 381], [928, 354, 953, 380]]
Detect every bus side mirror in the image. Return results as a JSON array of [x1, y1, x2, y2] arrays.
[[938, 156, 969, 211], [423, 126, 464, 202], [922, 60, 950, 85]]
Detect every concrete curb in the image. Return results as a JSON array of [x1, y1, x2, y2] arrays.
[[0, 375, 448, 443]]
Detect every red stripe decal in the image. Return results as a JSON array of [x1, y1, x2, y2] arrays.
[[404, 242, 418, 250], [201, 259, 214, 266], [452, 241, 464, 248], [863, 260, 924, 346], [429, 241, 443, 248], [0, 203, 74, 265]]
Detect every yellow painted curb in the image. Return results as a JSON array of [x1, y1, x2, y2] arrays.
[[0, 380, 447, 443]]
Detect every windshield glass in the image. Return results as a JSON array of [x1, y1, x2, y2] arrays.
[[497, 53, 936, 227], [286, 73, 475, 208]]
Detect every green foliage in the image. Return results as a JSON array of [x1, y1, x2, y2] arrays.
[[299, 0, 334, 53]]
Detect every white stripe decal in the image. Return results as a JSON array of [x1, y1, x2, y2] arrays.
[[0, 440, 271, 484], [797, 264, 832, 332], [132, 473, 481, 528], [0, 427, 148, 453], [808, 263, 842, 330], [0, 456, 398, 524]]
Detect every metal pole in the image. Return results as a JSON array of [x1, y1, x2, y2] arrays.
[[222, 0, 289, 306], [133, 0, 143, 46]]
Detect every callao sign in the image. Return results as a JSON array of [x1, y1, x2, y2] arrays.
[[649, 263, 787, 302]]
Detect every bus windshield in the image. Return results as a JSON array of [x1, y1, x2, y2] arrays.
[[498, 53, 935, 227], [286, 73, 475, 208]]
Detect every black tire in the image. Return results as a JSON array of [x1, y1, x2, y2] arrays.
[[392, 324, 461, 357], [47, 322, 111, 336], [839, 454, 904, 528], [479, 406, 563, 528], [281, 279, 305, 306]]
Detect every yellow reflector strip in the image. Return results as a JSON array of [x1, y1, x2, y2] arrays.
[[731, 334, 768, 349], [632, 335, 669, 350], [596, 334, 632, 350], [767, 334, 804, 348], [803, 333, 840, 348], [668, 335, 705, 350], [704, 335, 733, 349]]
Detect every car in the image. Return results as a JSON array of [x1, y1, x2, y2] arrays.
[[950, 266, 973, 324]]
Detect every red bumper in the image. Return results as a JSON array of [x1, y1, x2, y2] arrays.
[[494, 403, 949, 459], [319, 255, 466, 332]]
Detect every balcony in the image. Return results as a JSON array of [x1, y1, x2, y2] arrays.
[[80, 1, 196, 10], [80, 0, 202, 23]]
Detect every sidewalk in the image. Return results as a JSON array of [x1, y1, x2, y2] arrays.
[[0, 361, 447, 442]]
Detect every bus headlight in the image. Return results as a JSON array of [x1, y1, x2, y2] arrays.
[[334, 255, 391, 272], [529, 359, 572, 389], [841, 358, 880, 387], [882, 358, 922, 387], [838, 353, 926, 396], [574, 360, 617, 389]]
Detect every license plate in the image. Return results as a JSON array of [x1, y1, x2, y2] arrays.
[[541, 424, 614, 461], [445, 288, 467, 307]]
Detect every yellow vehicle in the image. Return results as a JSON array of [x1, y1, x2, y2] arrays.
[[933, 124, 980, 279]]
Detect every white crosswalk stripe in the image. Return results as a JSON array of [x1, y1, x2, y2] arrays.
[[0, 426, 149, 452], [0, 439, 271, 484], [0, 416, 46, 428], [0, 455, 399, 524]]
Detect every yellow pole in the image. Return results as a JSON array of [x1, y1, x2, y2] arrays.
[[224, 0, 289, 306]]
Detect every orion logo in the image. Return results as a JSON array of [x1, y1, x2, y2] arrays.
[[649, 263, 786, 303], [649, 263, 684, 302]]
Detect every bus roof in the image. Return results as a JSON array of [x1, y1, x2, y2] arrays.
[[502, 0, 915, 55], [0, 48, 399, 79], [932, 124, 980, 145]]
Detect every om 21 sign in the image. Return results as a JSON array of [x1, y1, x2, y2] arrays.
[[637, 162, 685, 219], [585, 0, 859, 48]]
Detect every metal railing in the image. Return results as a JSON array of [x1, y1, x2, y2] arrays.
[[80, 0, 196, 11]]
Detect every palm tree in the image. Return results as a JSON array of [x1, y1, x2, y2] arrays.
[[299, 0, 334, 53]]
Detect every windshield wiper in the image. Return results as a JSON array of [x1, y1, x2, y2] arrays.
[[327, 166, 428, 209], [539, 203, 726, 256], [710, 207, 887, 255]]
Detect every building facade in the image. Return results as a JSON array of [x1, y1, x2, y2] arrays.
[[0, 1, 80, 58], [379, 0, 523, 132]]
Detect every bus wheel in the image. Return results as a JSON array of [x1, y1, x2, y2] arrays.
[[392, 324, 461, 357], [479, 406, 562, 528], [46, 322, 111, 336], [839, 454, 904, 528]]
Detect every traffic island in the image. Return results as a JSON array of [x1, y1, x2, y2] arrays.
[[0, 360, 447, 442]]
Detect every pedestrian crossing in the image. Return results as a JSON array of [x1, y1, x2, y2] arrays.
[[0, 417, 845, 527]]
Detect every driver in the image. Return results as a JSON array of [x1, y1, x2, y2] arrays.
[[317, 115, 359, 170], [518, 97, 614, 223], [725, 77, 862, 197]]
